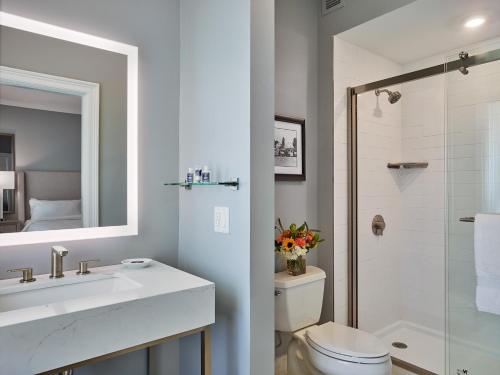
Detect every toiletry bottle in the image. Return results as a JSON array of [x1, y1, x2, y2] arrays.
[[194, 167, 202, 183], [202, 166, 211, 183], [186, 168, 194, 183]]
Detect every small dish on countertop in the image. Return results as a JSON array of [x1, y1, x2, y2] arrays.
[[121, 258, 154, 269]]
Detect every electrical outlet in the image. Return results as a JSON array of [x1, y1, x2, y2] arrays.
[[214, 206, 230, 234]]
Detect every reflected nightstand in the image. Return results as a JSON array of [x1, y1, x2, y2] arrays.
[[0, 220, 21, 233]]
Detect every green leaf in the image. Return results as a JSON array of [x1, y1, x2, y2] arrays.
[[276, 218, 284, 232]]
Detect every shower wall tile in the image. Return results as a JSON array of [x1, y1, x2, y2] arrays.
[[400, 72, 446, 333], [334, 37, 448, 335], [334, 31, 500, 356], [333, 36, 402, 329]]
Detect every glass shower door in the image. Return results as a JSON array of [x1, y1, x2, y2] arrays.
[[446, 47, 500, 374]]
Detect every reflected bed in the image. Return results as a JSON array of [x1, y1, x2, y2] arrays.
[[16, 171, 82, 232]]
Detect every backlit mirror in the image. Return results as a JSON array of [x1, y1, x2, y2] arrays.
[[0, 12, 138, 246]]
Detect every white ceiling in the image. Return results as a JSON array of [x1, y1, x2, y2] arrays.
[[337, 0, 500, 64], [0, 84, 81, 115]]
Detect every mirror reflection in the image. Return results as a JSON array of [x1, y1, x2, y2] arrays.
[[0, 133, 14, 213], [0, 24, 127, 233]]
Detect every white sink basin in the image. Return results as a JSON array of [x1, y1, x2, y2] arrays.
[[0, 261, 215, 375], [0, 273, 141, 313]]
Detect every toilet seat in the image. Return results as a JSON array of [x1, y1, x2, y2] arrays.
[[305, 322, 390, 365]]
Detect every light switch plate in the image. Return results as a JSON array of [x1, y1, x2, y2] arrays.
[[214, 206, 230, 234]]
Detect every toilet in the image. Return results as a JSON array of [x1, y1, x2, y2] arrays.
[[275, 266, 392, 375]]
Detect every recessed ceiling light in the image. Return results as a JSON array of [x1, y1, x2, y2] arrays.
[[464, 17, 486, 29]]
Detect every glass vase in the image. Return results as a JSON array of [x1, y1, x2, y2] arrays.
[[287, 255, 306, 276]]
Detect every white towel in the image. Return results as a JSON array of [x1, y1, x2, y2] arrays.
[[475, 214, 500, 315]]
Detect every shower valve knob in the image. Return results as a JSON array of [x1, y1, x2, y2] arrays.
[[372, 215, 386, 236]]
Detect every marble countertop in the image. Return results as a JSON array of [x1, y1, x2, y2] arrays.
[[0, 261, 213, 328], [0, 261, 215, 375]]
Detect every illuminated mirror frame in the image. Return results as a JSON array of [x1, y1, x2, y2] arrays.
[[0, 11, 138, 246]]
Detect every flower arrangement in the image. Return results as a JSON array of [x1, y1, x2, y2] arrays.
[[275, 219, 324, 275]]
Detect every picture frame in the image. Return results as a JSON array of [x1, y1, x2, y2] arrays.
[[274, 115, 305, 181]]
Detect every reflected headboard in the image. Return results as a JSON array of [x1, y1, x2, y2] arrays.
[[16, 171, 81, 224]]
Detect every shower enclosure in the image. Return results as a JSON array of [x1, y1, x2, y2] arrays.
[[345, 44, 500, 374], [446, 47, 500, 374]]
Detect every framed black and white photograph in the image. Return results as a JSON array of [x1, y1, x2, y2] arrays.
[[274, 115, 305, 181]]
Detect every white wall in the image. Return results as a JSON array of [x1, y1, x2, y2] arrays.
[[275, 0, 320, 272]]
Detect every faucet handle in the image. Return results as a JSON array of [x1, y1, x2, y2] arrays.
[[7, 268, 36, 283], [77, 259, 100, 275]]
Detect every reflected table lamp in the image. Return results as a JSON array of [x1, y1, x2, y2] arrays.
[[0, 171, 15, 220]]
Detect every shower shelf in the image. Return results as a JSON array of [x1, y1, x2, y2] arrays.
[[387, 162, 428, 169]]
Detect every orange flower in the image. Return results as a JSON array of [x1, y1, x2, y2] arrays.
[[295, 237, 306, 247], [282, 238, 295, 252]]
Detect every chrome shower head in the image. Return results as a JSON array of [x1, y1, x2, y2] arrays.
[[375, 89, 402, 104]]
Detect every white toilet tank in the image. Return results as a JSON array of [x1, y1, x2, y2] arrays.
[[275, 265, 326, 332]]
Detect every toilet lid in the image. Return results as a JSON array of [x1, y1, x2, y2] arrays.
[[305, 322, 389, 363]]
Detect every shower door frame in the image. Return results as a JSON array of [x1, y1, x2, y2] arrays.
[[346, 48, 500, 326]]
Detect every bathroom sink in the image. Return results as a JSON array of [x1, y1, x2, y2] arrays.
[[0, 272, 141, 313], [0, 261, 215, 375]]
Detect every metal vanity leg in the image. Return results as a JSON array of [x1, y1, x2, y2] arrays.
[[201, 327, 212, 375]]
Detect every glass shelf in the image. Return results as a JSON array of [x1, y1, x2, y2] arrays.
[[164, 178, 239, 190]]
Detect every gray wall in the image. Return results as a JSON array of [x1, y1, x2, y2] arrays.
[[275, 0, 320, 272], [178, 0, 274, 374], [0, 105, 81, 171], [0, 25, 127, 226], [274, 1, 328, 362], [0, 1, 180, 374], [250, 0, 275, 373]]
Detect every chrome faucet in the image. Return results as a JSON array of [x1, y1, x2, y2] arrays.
[[50, 246, 69, 278]]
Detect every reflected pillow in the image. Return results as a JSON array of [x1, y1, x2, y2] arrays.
[[29, 198, 81, 221]]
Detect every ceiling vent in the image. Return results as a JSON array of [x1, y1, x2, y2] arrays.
[[322, 0, 345, 16]]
